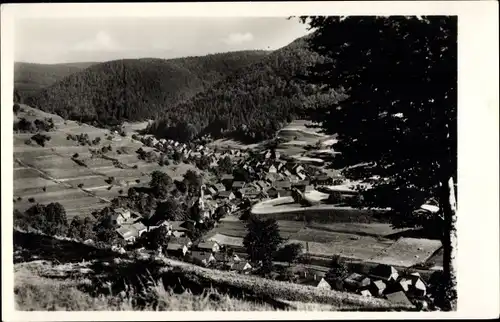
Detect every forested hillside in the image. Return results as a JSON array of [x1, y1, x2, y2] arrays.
[[24, 51, 269, 126], [14, 62, 97, 99], [146, 36, 342, 143]]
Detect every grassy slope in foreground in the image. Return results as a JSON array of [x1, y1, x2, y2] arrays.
[[13, 231, 412, 311], [159, 257, 411, 311], [14, 262, 290, 311]]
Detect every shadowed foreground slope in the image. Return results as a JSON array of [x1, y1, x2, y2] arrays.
[[13, 230, 414, 311]]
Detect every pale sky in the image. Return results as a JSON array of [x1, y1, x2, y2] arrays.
[[14, 17, 311, 64]]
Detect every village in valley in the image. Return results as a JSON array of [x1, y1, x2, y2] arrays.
[[10, 112, 442, 310], [9, 13, 462, 313]]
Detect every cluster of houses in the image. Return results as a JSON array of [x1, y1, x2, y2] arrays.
[[298, 264, 428, 307], [160, 232, 254, 275], [199, 148, 341, 203], [137, 134, 249, 166]]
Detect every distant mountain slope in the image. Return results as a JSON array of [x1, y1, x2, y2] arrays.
[[14, 62, 97, 99], [25, 51, 270, 126], [146, 36, 341, 143]]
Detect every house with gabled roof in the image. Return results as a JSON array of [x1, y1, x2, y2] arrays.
[[239, 187, 260, 199], [267, 164, 278, 174], [230, 261, 253, 274], [297, 172, 307, 181], [232, 181, 245, 190], [274, 180, 292, 190], [255, 180, 269, 191], [221, 173, 234, 181], [266, 187, 280, 198], [276, 161, 286, 172], [408, 272, 427, 296], [277, 189, 292, 197], [302, 277, 331, 290], [314, 174, 334, 185], [397, 277, 412, 293], [344, 273, 371, 291], [116, 226, 137, 243], [216, 191, 235, 200], [190, 250, 216, 266], [370, 264, 399, 283], [204, 186, 217, 196], [293, 164, 305, 174], [197, 240, 221, 253], [115, 207, 132, 225], [167, 237, 192, 256], [385, 291, 412, 307], [213, 183, 226, 193], [370, 280, 387, 296]]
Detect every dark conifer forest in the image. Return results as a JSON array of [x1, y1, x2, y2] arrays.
[[20, 36, 341, 142]]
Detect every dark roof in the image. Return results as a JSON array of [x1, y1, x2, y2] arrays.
[[274, 180, 291, 189], [372, 280, 387, 290], [217, 191, 234, 198], [385, 291, 412, 307], [169, 220, 187, 231], [315, 174, 332, 181], [169, 236, 192, 246], [370, 264, 398, 280], [292, 180, 310, 186], [231, 261, 252, 271], [197, 240, 219, 250], [232, 181, 245, 188], [190, 250, 212, 262], [213, 183, 226, 191], [180, 220, 196, 230]]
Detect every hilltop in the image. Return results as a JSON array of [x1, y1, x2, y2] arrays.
[[24, 51, 270, 126], [14, 62, 97, 100], [22, 35, 342, 143], [145, 36, 342, 143]]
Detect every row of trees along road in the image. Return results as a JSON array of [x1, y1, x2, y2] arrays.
[[299, 16, 457, 310]]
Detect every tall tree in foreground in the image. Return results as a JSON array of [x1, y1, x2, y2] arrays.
[[149, 170, 173, 199], [243, 217, 285, 273], [299, 16, 457, 310]]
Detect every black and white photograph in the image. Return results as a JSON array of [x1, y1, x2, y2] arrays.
[[1, 1, 498, 319]]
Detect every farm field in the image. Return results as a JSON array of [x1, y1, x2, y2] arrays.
[[251, 197, 393, 224], [205, 215, 441, 268], [206, 119, 337, 158], [12, 105, 198, 220], [368, 237, 442, 267]]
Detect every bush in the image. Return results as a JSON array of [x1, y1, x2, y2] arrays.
[[14, 202, 68, 236], [24, 139, 32, 145], [77, 184, 84, 188], [13, 104, 21, 114], [135, 179, 140, 184], [325, 255, 349, 283], [28, 198, 35, 203], [73, 153, 79, 159], [31, 133, 51, 147]]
